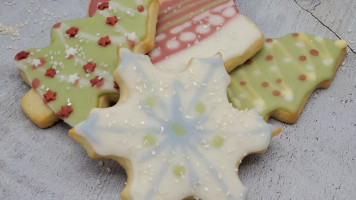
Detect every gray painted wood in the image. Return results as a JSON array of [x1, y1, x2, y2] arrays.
[[0, 0, 355, 199]]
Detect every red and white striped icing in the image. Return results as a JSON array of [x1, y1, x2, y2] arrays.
[[149, 0, 263, 71]]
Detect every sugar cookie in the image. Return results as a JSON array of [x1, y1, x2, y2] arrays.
[[148, 0, 264, 72], [69, 48, 280, 200], [228, 33, 347, 123], [15, 0, 159, 128]]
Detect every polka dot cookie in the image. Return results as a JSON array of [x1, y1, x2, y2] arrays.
[[228, 33, 347, 123], [14, 0, 159, 128], [69, 48, 280, 200], [148, 0, 264, 72]]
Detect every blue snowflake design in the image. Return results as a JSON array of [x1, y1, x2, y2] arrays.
[[76, 49, 273, 200]]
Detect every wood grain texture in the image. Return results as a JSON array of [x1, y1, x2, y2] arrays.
[[0, 0, 355, 199]]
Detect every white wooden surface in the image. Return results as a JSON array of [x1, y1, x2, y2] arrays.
[[0, 0, 355, 199]]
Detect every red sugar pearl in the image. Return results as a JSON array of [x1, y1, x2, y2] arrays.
[[266, 38, 273, 43], [293, 33, 299, 37], [240, 81, 247, 86], [276, 78, 282, 83], [137, 5, 144, 12]]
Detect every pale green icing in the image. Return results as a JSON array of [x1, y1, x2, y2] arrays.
[[228, 33, 347, 120], [194, 102, 205, 115], [15, 0, 154, 126], [158, 0, 227, 33], [212, 136, 224, 147], [172, 124, 186, 136], [144, 134, 157, 146], [146, 97, 157, 107], [172, 164, 186, 177]]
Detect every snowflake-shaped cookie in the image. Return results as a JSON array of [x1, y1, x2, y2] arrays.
[[70, 48, 276, 200]]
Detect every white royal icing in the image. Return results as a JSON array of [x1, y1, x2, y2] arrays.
[[75, 49, 275, 200]]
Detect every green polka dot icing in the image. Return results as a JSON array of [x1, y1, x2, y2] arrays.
[[172, 124, 186, 136], [194, 102, 206, 115], [74, 48, 275, 200], [144, 134, 157, 146], [172, 164, 186, 177], [228, 33, 347, 122], [212, 136, 224, 147], [14, 0, 158, 127], [145, 97, 157, 107]]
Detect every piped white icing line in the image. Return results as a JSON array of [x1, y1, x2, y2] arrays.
[[109, 1, 148, 16], [153, 15, 262, 72], [75, 49, 275, 200]]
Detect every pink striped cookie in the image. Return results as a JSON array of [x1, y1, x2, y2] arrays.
[[148, 0, 264, 72]]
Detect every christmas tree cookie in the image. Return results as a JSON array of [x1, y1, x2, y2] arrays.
[[148, 0, 264, 72], [69, 48, 280, 200], [228, 33, 347, 123], [15, 0, 159, 128]]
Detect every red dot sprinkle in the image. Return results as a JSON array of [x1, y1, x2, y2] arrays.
[[262, 82, 269, 87], [299, 56, 307, 61], [32, 78, 40, 89], [273, 90, 281, 96], [293, 33, 299, 37], [137, 5, 144, 12], [266, 38, 273, 43], [15, 51, 30, 61], [276, 78, 282, 83], [114, 81, 120, 91], [53, 23, 61, 29], [32, 58, 46, 69], [126, 37, 136, 49], [246, 59, 253, 65], [299, 74, 307, 81], [240, 81, 247, 86], [310, 49, 319, 56], [266, 55, 274, 61]]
